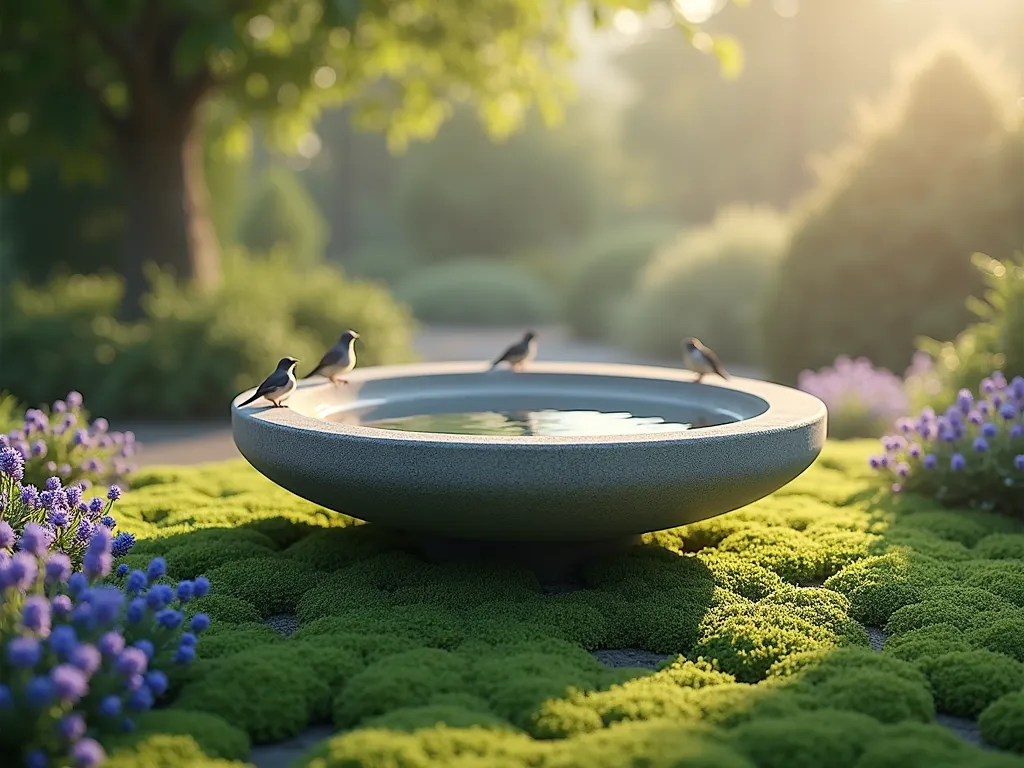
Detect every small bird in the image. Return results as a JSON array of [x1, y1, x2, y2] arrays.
[[683, 337, 728, 383], [238, 357, 299, 408], [304, 330, 360, 386], [490, 331, 537, 372]]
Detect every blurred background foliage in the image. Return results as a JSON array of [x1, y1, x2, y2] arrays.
[[1, 0, 1023, 419]]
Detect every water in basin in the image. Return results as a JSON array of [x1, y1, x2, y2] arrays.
[[361, 409, 736, 436]]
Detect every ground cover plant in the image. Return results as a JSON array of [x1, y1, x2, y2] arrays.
[[60, 438, 1024, 767]]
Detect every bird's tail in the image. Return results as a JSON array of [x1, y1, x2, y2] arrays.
[[237, 391, 261, 407], [489, 358, 503, 371]]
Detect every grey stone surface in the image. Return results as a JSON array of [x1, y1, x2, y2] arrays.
[[248, 725, 335, 768], [265, 615, 299, 636], [865, 626, 887, 652], [232, 362, 826, 543], [936, 714, 987, 749], [591, 648, 672, 670]]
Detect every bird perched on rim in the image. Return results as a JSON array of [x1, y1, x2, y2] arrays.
[[683, 337, 728, 383], [490, 331, 537, 372], [304, 330, 360, 385], [238, 357, 299, 407]]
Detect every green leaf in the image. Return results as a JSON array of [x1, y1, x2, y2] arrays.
[[712, 35, 744, 80]]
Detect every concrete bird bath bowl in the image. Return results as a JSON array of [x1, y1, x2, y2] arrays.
[[231, 362, 826, 571]]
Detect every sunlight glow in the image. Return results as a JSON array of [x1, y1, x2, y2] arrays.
[[673, 0, 725, 24], [612, 9, 643, 36]]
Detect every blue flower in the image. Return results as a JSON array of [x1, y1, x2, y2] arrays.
[[125, 598, 146, 624], [0, 684, 12, 709], [21, 596, 51, 637], [101, 515, 117, 529], [83, 527, 113, 580], [974, 437, 989, 453], [25, 676, 52, 708], [48, 508, 70, 528], [70, 738, 105, 768], [91, 587, 125, 624], [107, 485, 122, 502], [951, 453, 966, 471], [176, 580, 194, 602], [125, 570, 147, 595], [192, 576, 210, 599], [173, 644, 196, 665], [133, 639, 155, 660], [88, 497, 105, 515], [68, 572, 89, 596], [0, 520, 14, 549], [25, 750, 47, 768], [189, 613, 210, 633], [20, 485, 38, 508], [128, 685, 154, 712], [69, 644, 102, 675], [116, 563, 130, 578], [111, 532, 135, 558], [179, 632, 198, 648], [50, 625, 78, 660], [1001, 403, 1018, 420], [981, 422, 999, 439], [45, 553, 72, 585], [98, 694, 122, 718], [45, 476, 61, 492], [146, 557, 166, 582], [74, 519, 94, 545], [957, 388, 974, 413], [145, 670, 169, 697], [7, 636, 42, 668], [145, 584, 174, 611], [156, 609, 183, 630], [1012, 425, 1024, 440], [1015, 455, 1024, 472]]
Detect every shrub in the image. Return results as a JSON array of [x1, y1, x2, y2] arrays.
[[797, 356, 910, 439], [907, 252, 1024, 411], [394, 259, 558, 327], [236, 166, 327, 267], [979, 691, 1024, 754], [2, 392, 136, 490], [0, 254, 415, 419], [762, 41, 1024, 384], [614, 206, 789, 364], [562, 221, 677, 340], [870, 370, 1024, 516], [340, 241, 422, 286], [0, 525, 207, 768], [919, 650, 1024, 718]]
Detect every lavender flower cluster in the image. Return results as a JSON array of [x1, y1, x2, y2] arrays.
[[871, 371, 1024, 515], [0, 522, 209, 767], [798, 355, 913, 439], [1, 392, 138, 491], [1, 446, 134, 568]]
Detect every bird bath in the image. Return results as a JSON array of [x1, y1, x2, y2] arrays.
[[231, 362, 826, 574]]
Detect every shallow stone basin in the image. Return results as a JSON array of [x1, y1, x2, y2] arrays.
[[231, 362, 826, 543]]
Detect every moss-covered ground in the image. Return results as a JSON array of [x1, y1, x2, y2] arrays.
[[104, 441, 1024, 767]]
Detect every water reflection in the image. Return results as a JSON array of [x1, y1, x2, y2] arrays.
[[361, 409, 734, 436]]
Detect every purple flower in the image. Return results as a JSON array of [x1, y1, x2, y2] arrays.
[[869, 456, 881, 470], [21, 596, 51, 637], [81, 458, 104, 474], [0, 521, 14, 549], [20, 522, 51, 556], [0, 446, 25, 481], [45, 461, 57, 474], [50, 625, 77, 659], [69, 644, 102, 675], [30, 440, 47, 457], [908, 443, 922, 459], [51, 594, 73, 618], [115, 647, 148, 677], [98, 631, 126, 657], [53, 399, 67, 413], [59, 712, 87, 741], [1015, 455, 1024, 472], [974, 437, 989, 453], [48, 508, 70, 528], [67, 391, 84, 408], [51, 664, 89, 704], [107, 485, 122, 502], [0, 684, 11, 709], [58, 463, 72, 477], [20, 485, 39, 508], [951, 453, 966, 471], [8, 636, 43, 668], [83, 527, 113, 580], [46, 553, 72, 584], [45, 476, 61, 492], [4, 552, 38, 590], [99, 694, 122, 718], [88, 497, 105, 515], [65, 484, 84, 508], [75, 519, 94, 544], [895, 462, 911, 478], [68, 572, 88, 596], [1012, 425, 1024, 440], [71, 738, 105, 768], [92, 418, 109, 434], [957, 389, 974, 413]]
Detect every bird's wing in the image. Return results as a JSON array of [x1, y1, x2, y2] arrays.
[[492, 343, 519, 365], [256, 368, 290, 396], [310, 346, 344, 374], [698, 343, 728, 377]]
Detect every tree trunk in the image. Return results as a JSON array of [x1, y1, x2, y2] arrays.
[[116, 118, 221, 319]]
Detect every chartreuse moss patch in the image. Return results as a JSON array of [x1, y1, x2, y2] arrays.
[[102, 443, 1024, 766]]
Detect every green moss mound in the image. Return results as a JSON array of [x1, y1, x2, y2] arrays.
[[96, 441, 1024, 767], [980, 692, 1024, 754]]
